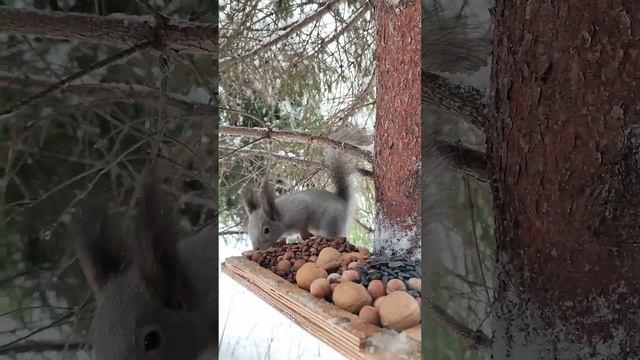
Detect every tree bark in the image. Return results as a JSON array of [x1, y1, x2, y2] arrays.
[[0, 6, 217, 55], [373, 0, 421, 259], [489, 1, 640, 358]]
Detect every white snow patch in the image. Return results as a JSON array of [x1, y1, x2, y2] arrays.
[[40, 107, 53, 117], [361, 143, 375, 153], [364, 329, 417, 359], [186, 87, 213, 104], [374, 215, 420, 260], [438, 60, 492, 102]]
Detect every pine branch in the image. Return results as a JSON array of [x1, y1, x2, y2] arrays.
[[0, 72, 216, 118], [423, 296, 493, 349], [219, 126, 373, 163], [0, 42, 153, 118], [0, 6, 217, 55], [422, 70, 488, 132], [434, 140, 487, 183], [220, 146, 373, 178], [220, 0, 345, 66]]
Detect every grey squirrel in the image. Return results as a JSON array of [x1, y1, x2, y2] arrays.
[[76, 177, 217, 360], [242, 128, 371, 250]]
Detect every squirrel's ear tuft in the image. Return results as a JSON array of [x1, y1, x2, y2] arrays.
[[135, 176, 196, 311], [242, 187, 260, 215], [260, 178, 280, 221], [76, 202, 130, 296]]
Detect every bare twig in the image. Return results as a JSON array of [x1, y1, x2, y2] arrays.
[[315, 3, 370, 55], [464, 177, 492, 305], [0, 299, 91, 351], [355, 218, 374, 233], [0, 41, 153, 118], [220, 0, 345, 66], [423, 296, 493, 349], [325, 69, 376, 127], [0, 340, 88, 355], [0, 265, 56, 285]]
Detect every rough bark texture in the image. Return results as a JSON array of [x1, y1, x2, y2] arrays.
[[373, 0, 421, 259], [0, 6, 217, 55], [489, 1, 640, 358]]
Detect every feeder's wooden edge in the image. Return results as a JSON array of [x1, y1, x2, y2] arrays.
[[221, 256, 421, 360]]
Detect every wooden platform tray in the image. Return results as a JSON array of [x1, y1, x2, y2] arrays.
[[221, 256, 421, 360]]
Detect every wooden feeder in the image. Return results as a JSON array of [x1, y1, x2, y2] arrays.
[[221, 256, 421, 359]]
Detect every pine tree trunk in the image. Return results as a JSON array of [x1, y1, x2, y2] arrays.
[[489, 1, 640, 358], [373, 0, 421, 259]]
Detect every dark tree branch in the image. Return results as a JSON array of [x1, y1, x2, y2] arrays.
[[0, 41, 153, 117], [0, 6, 217, 55], [422, 70, 488, 132], [423, 296, 493, 349], [434, 140, 488, 183], [0, 340, 88, 355], [220, 146, 373, 178], [0, 72, 217, 118], [219, 126, 373, 163]]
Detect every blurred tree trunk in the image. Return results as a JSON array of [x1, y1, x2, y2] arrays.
[[489, 1, 640, 358], [373, 0, 421, 259]]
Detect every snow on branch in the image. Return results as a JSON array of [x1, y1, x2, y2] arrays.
[[219, 126, 373, 163], [0, 43, 153, 117], [219, 146, 373, 178], [220, 0, 345, 66], [0, 6, 217, 55], [422, 70, 488, 132]]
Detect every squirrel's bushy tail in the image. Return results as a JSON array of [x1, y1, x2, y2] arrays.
[[323, 128, 371, 203]]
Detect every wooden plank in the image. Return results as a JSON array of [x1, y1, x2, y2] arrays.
[[221, 256, 421, 360]]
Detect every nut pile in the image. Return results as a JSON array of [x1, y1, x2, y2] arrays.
[[243, 237, 421, 333], [244, 237, 359, 283]]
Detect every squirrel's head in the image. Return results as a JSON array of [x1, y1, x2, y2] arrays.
[[76, 179, 215, 360], [242, 178, 284, 250]]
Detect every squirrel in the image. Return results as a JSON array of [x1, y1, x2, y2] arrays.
[[242, 128, 371, 250], [76, 175, 217, 360]]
